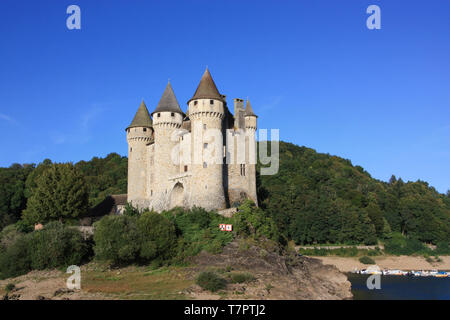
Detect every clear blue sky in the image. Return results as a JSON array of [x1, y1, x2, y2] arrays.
[[0, 0, 449, 193]]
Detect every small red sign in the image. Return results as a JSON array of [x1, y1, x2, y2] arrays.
[[220, 224, 232, 232]]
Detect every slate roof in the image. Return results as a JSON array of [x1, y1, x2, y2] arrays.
[[188, 68, 224, 103], [244, 99, 257, 117], [127, 100, 152, 129], [152, 81, 184, 116]]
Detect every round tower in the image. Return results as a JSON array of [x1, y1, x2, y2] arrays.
[[126, 100, 153, 207], [244, 99, 258, 205], [151, 82, 184, 210], [187, 68, 226, 210]]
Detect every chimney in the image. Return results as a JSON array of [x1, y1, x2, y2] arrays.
[[233, 98, 245, 129]]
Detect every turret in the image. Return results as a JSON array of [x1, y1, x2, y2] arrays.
[[151, 81, 184, 209], [187, 68, 226, 210], [126, 100, 153, 207], [244, 99, 257, 130], [244, 99, 258, 205]]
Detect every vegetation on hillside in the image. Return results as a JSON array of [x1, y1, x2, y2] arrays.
[[0, 141, 449, 280], [258, 142, 450, 245]]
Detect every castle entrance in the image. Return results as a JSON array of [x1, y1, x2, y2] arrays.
[[170, 182, 184, 208]]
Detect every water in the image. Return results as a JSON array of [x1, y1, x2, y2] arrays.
[[348, 274, 450, 300]]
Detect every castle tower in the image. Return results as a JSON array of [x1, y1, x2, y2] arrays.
[[151, 81, 184, 210], [126, 100, 153, 207], [187, 68, 226, 210], [244, 99, 258, 205]]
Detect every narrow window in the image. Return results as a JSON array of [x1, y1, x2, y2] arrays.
[[240, 164, 246, 176], [210, 100, 214, 105], [204, 143, 208, 149], [151, 190, 153, 196], [203, 124, 207, 130], [130, 147, 132, 152], [171, 112, 174, 117], [127, 129, 130, 133], [184, 165, 188, 172], [143, 128, 147, 132], [203, 162, 207, 168], [194, 101, 198, 106], [157, 113, 161, 117]]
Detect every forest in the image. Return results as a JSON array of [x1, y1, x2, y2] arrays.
[[1, 141, 449, 246]]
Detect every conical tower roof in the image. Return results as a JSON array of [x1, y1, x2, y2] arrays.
[[152, 81, 184, 116], [244, 99, 257, 117], [127, 100, 152, 129], [188, 68, 224, 103]]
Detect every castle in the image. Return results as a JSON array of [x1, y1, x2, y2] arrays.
[[126, 69, 258, 212]]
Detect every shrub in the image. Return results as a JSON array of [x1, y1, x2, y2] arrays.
[[384, 233, 429, 255], [27, 221, 89, 270], [359, 256, 375, 265], [93, 215, 140, 264], [196, 271, 226, 292], [233, 200, 279, 242], [5, 283, 15, 293], [162, 207, 233, 259], [137, 210, 177, 262], [0, 234, 32, 280], [230, 272, 256, 284]]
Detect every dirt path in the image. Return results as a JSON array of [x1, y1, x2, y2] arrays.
[[316, 255, 450, 272]]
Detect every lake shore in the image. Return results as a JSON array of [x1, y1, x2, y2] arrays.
[[315, 255, 450, 273]]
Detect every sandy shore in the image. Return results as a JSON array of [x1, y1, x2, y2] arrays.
[[316, 255, 450, 273]]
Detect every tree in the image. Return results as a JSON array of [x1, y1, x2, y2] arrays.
[[22, 163, 89, 224]]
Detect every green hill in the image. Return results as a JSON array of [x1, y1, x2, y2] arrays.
[[258, 141, 450, 245]]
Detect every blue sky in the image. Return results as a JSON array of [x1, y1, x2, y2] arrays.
[[0, 0, 449, 193]]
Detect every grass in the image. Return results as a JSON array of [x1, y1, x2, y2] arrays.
[[82, 265, 193, 300]]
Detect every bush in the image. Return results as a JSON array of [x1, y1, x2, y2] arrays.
[[137, 210, 177, 262], [359, 256, 375, 265], [28, 221, 89, 270], [93, 215, 140, 264], [230, 272, 256, 284], [196, 271, 227, 292], [5, 283, 15, 293], [233, 200, 279, 242], [162, 207, 233, 259], [384, 233, 429, 255], [0, 234, 31, 280], [93, 212, 178, 265]]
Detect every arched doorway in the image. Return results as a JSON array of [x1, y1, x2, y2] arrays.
[[170, 182, 184, 208]]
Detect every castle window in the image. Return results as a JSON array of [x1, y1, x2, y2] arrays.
[[240, 164, 246, 176], [203, 124, 206, 130], [205, 185, 207, 189], [194, 101, 198, 106], [151, 190, 153, 196], [203, 162, 207, 168], [204, 143, 208, 149], [210, 100, 214, 105], [127, 129, 130, 133], [130, 147, 132, 152], [143, 128, 147, 132], [171, 112, 174, 117], [184, 165, 188, 172], [157, 113, 161, 117]]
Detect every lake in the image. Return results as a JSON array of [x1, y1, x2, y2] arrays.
[[348, 274, 450, 300]]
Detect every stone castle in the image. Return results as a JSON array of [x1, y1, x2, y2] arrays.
[[126, 69, 258, 212]]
